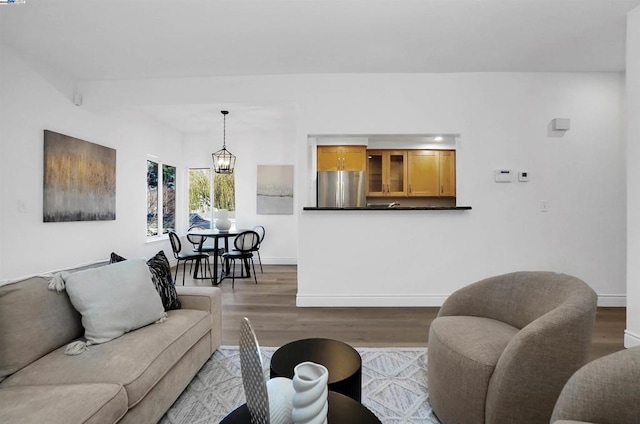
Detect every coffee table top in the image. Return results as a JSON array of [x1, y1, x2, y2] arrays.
[[220, 391, 381, 424], [270, 338, 361, 385]]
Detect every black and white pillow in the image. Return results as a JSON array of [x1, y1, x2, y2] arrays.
[[110, 250, 181, 311]]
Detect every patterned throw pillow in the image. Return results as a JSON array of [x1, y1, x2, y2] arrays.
[[109, 250, 181, 311]]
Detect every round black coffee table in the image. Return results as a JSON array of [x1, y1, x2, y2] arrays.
[[269, 338, 362, 402], [219, 391, 381, 424]]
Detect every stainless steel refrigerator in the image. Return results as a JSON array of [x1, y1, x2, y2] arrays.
[[317, 171, 366, 207]]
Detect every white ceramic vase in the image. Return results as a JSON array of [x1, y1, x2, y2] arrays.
[[214, 209, 231, 231], [291, 362, 329, 424], [266, 377, 295, 424]]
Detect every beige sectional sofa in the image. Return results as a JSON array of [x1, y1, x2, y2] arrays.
[[0, 265, 222, 424]]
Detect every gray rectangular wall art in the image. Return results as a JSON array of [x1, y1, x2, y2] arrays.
[[43, 130, 116, 222], [256, 165, 293, 215]]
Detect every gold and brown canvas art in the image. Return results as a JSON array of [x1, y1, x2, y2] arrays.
[[43, 130, 116, 222]]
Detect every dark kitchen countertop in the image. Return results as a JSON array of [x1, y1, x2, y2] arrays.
[[303, 206, 472, 211]]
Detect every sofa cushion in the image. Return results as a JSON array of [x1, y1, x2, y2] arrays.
[[0, 276, 83, 382], [427, 316, 519, 424], [1, 309, 211, 408], [0, 383, 127, 424], [110, 251, 181, 311], [64, 259, 165, 345]]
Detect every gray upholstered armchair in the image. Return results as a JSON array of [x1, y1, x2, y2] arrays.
[[551, 346, 640, 424], [427, 271, 598, 424]]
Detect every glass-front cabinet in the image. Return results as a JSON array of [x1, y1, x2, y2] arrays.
[[367, 150, 407, 196]]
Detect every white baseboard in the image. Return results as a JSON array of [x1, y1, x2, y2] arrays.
[[260, 257, 297, 265], [624, 330, 640, 348], [597, 294, 626, 307], [297, 293, 627, 308], [169, 257, 297, 268], [296, 295, 450, 307]]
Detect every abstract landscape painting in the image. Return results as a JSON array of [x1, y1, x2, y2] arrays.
[[43, 130, 116, 222], [256, 165, 293, 215]]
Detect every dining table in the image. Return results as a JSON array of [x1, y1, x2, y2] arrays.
[[187, 227, 248, 285]]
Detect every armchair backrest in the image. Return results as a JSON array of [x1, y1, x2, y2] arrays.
[[439, 271, 597, 330], [551, 346, 640, 424]]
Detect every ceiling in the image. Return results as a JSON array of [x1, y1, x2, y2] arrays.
[[2, 0, 639, 133], [2, 0, 639, 81]]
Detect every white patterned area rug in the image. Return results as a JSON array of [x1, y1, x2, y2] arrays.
[[160, 346, 441, 424]]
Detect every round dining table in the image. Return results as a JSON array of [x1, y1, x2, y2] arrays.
[[187, 228, 248, 284]]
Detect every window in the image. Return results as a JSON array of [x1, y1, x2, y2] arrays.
[[214, 172, 235, 214], [147, 159, 176, 237], [188, 168, 212, 230], [187, 168, 235, 229]]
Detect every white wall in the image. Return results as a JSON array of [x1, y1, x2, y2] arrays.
[[0, 48, 183, 279], [626, 6, 640, 347], [297, 73, 626, 306], [75, 72, 626, 306]]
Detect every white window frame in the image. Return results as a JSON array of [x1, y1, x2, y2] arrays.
[[147, 156, 177, 241]]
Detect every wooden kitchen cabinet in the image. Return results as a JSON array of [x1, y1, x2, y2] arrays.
[[367, 150, 407, 196], [364, 149, 456, 198], [407, 150, 439, 196], [407, 150, 456, 197], [317, 146, 366, 171], [439, 150, 456, 197]]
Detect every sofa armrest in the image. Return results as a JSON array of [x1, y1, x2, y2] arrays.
[[175, 286, 222, 353]]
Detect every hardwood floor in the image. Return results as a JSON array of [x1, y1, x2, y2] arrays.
[[180, 264, 626, 361]]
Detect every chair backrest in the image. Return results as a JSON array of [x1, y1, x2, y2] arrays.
[[253, 225, 265, 244], [186, 233, 204, 250], [234, 231, 260, 253], [551, 346, 640, 423], [168, 231, 182, 258], [239, 317, 269, 423], [439, 271, 597, 330]]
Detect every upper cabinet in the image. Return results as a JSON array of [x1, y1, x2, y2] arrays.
[[439, 150, 456, 197], [407, 150, 440, 196], [367, 150, 407, 196], [317, 146, 367, 171], [368, 149, 455, 198]]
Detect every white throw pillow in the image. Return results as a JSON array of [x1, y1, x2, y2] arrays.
[[64, 258, 165, 345]]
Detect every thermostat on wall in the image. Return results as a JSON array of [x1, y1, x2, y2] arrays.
[[494, 169, 513, 182]]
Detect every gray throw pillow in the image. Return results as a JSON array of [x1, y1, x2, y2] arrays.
[[110, 250, 181, 311], [64, 259, 165, 345]]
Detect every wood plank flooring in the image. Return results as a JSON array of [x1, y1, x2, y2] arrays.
[[181, 264, 626, 361]]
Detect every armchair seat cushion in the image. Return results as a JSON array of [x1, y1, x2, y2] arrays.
[[428, 316, 519, 424]]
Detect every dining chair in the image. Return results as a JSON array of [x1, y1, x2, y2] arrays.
[[168, 231, 211, 285], [252, 225, 265, 273], [186, 232, 225, 277], [221, 230, 260, 288]]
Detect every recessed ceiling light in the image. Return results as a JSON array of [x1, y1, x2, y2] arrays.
[[434, 136, 444, 142]]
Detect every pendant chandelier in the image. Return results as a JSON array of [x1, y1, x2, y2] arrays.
[[212, 110, 236, 174]]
